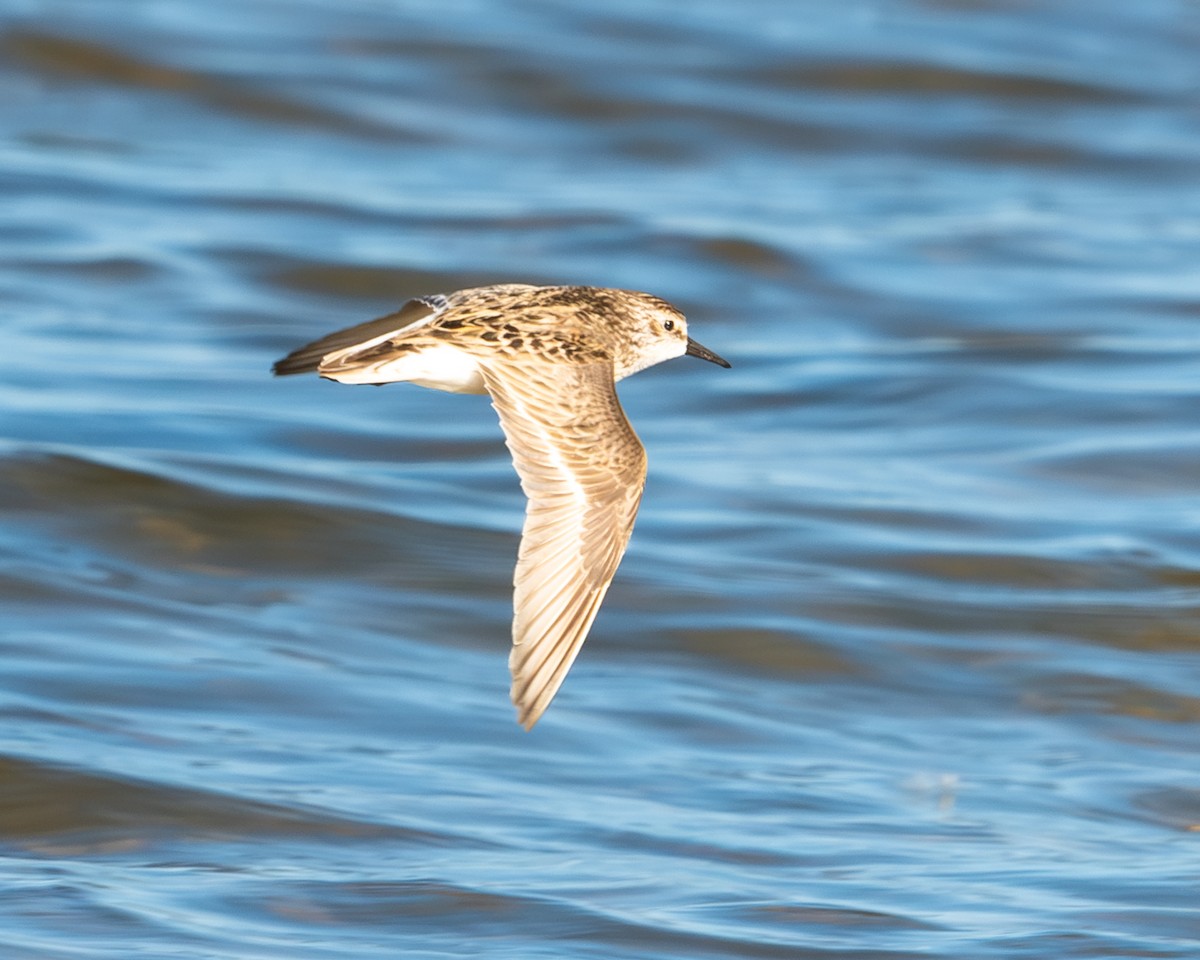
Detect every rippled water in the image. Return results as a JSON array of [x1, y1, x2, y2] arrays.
[[4, 0, 1200, 956]]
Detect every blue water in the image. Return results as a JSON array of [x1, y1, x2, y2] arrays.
[[3, 0, 1200, 956]]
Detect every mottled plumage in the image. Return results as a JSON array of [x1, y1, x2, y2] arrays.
[[273, 283, 730, 729]]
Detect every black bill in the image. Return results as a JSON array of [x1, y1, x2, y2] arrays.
[[685, 337, 732, 368]]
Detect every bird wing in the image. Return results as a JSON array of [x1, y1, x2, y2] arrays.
[[272, 295, 446, 376], [479, 359, 647, 729]]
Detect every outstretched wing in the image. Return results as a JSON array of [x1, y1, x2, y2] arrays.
[[272, 296, 446, 376], [479, 359, 647, 729]]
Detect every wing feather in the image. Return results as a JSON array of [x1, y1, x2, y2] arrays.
[[479, 359, 647, 729], [272, 297, 441, 376]]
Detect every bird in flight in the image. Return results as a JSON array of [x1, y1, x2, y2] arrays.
[[274, 283, 730, 729]]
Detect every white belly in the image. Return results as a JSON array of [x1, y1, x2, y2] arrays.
[[323, 343, 487, 394]]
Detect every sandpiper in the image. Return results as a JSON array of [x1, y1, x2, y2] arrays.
[[273, 283, 730, 729]]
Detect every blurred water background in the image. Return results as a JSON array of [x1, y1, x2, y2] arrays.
[[4, 0, 1200, 956]]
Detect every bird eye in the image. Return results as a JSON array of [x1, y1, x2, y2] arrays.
[[663, 319, 675, 331]]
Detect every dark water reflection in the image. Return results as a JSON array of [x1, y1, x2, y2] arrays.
[[3, 0, 1200, 957]]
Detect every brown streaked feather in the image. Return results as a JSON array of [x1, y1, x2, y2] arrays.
[[479, 359, 647, 730], [272, 297, 441, 376]]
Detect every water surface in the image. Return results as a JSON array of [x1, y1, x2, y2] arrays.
[[3, 1, 1200, 957]]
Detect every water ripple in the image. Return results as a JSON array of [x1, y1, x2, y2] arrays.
[[3, 0, 1200, 957]]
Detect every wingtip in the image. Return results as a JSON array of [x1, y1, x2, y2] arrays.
[[512, 690, 546, 731], [271, 353, 321, 377]]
